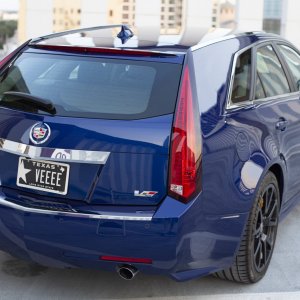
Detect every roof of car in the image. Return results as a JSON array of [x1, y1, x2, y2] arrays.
[[29, 25, 286, 55]]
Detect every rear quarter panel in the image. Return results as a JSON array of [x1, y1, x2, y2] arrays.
[[188, 36, 287, 216]]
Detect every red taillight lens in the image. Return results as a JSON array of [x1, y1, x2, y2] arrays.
[[168, 66, 202, 203], [100, 255, 152, 264]]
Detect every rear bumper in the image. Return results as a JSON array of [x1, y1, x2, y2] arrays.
[[0, 193, 248, 281]]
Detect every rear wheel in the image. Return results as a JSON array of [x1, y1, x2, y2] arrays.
[[215, 171, 280, 283]]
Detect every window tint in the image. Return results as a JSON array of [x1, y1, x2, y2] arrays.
[[278, 44, 300, 91], [231, 49, 252, 103], [0, 53, 182, 120], [256, 45, 290, 98]]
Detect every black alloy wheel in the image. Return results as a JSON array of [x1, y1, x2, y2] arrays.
[[214, 171, 280, 283], [252, 183, 279, 273]]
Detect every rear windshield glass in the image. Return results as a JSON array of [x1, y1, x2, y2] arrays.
[[0, 52, 182, 120]]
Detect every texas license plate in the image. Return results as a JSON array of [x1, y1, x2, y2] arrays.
[[16, 157, 70, 195]]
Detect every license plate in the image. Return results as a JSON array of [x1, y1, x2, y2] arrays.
[[16, 157, 70, 195]]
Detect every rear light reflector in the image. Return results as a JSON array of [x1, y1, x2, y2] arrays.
[[100, 255, 152, 264], [168, 66, 202, 203]]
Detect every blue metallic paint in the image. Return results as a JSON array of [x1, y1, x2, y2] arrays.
[[0, 32, 300, 281]]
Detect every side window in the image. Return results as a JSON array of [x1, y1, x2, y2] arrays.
[[255, 45, 290, 99], [255, 74, 266, 99], [231, 49, 252, 103], [278, 44, 300, 91]]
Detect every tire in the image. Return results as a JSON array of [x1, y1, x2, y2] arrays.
[[214, 171, 280, 283]]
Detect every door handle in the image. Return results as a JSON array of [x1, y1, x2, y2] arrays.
[[276, 118, 288, 131]]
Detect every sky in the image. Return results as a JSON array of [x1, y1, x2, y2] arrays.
[[0, 0, 19, 11]]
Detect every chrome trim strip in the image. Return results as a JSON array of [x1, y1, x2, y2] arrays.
[[0, 198, 153, 221], [225, 43, 255, 110], [0, 138, 110, 164], [221, 215, 240, 219]]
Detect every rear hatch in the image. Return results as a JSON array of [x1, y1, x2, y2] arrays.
[[0, 47, 183, 205]]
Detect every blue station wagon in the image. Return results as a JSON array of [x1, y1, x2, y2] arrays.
[[0, 25, 299, 283]]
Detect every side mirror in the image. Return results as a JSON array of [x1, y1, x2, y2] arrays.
[[297, 80, 300, 91]]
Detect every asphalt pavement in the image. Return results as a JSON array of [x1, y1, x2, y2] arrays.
[[0, 203, 299, 300]]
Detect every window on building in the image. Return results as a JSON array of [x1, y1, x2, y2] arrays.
[[122, 14, 129, 19], [263, 19, 281, 35], [169, 7, 175, 12], [77, 9, 81, 14], [168, 15, 174, 20], [109, 10, 113, 17], [123, 5, 129, 10]]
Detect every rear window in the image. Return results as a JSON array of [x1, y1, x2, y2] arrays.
[[0, 52, 182, 120]]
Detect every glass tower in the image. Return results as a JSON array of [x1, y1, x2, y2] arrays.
[[263, 0, 282, 34]]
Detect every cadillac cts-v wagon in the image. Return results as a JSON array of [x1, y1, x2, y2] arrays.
[[0, 25, 299, 282]]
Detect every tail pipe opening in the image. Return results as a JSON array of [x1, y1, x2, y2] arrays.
[[117, 265, 138, 280]]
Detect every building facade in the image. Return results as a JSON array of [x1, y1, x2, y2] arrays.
[[212, 0, 235, 29], [17, 0, 300, 49], [160, 0, 183, 34], [52, 0, 82, 32], [263, 0, 282, 34], [107, 0, 136, 27]]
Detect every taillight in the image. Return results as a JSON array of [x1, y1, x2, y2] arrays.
[[168, 66, 202, 203]]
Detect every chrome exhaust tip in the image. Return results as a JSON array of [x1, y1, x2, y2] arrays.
[[117, 265, 138, 280]]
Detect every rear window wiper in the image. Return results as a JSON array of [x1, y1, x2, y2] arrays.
[[1, 91, 57, 115]]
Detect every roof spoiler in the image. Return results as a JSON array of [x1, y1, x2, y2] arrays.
[[30, 24, 134, 45]]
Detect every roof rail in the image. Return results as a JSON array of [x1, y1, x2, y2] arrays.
[[30, 24, 133, 45]]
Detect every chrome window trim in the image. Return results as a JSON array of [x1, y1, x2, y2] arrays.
[[226, 43, 254, 110], [225, 39, 298, 112], [0, 197, 153, 221], [253, 91, 300, 105], [0, 138, 110, 164]]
